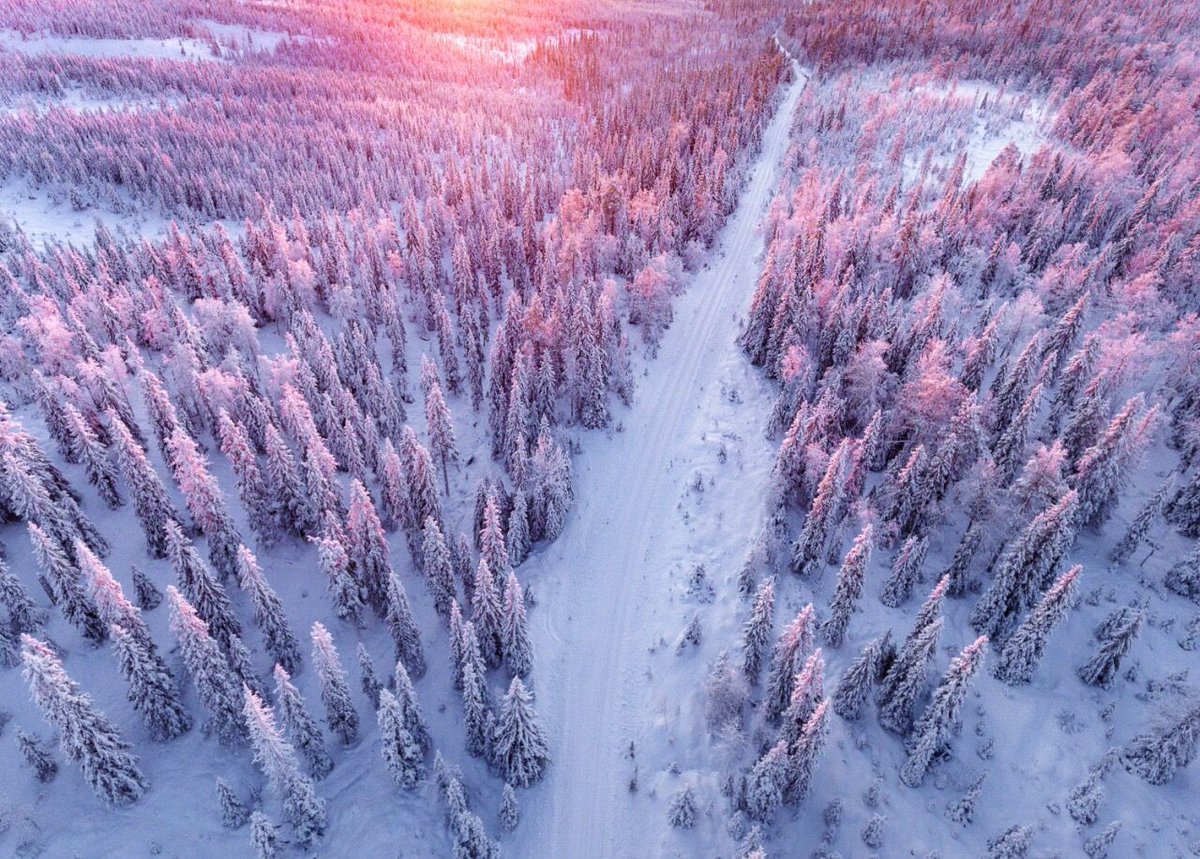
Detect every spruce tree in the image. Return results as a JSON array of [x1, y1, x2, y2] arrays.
[[831, 631, 892, 721], [507, 489, 531, 567], [27, 522, 106, 644], [249, 811, 280, 859], [1084, 821, 1122, 859], [782, 698, 830, 806], [781, 650, 825, 747], [111, 622, 192, 741], [790, 441, 847, 576], [501, 570, 533, 678], [1121, 701, 1200, 784], [880, 534, 928, 608], [217, 777, 250, 828], [1165, 544, 1200, 602], [1112, 476, 1174, 563], [823, 523, 872, 647], [499, 783, 520, 832], [167, 587, 246, 745], [943, 520, 983, 597], [357, 643, 383, 710], [742, 577, 775, 681], [744, 739, 787, 822], [946, 773, 984, 825], [0, 556, 43, 634], [274, 664, 333, 780], [878, 618, 943, 735], [108, 411, 179, 558], [1078, 609, 1143, 688], [994, 565, 1081, 685], [394, 659, 431, 753], [385, 571, 427, 678], [421, 516, 458, 619], [667, 786, 698, 829], [378, 688, 425, 789], [900, 635, 988, 786], [20, 635, 147, 805], [764, 604, 816, 722], [16, 730, 57, 782], [1067, 754, 1114, 825], [237, 545, 300, 674], [472, 558, 504, 669], [310, 622, 358, 744], [309, 523, 365, 624], [131, 565, 163, 611], [243, 687, 327, 847], [986, 824, 1032, 858], [346, 479, 392, 613], [165, 520, 242, 651], [493, 676, 550, 787]]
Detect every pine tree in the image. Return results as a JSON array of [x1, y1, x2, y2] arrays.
[[274, 664, 333, 780], [790, 441, 847, 576], [1121, 701, 1200, 785], [0, 556, 43, 634], [63, 403, 121, 508], [79, 541, 151, 650], [994, 565, 1080, 684], [479, 492, 513, 580], [943, 520, 983, 597], [823, 523, 872, 647], [421, 516, 458, 618], [165, 520, 242, 651], [167, 587, 246, 745], [1164, 544, 1200, 602], [27, 523, 106, 644], [764, 604, 816, 722], [499, 783, 520, 832], [16, 730, 57, 782], [1078, 609, 1143, 688], [781, 650, 825, 747], [393, 659, 431, 753], [878, 618, 943, 735], [946, 773, 984, 825], [1113, 476, 1174, 563], [357, 643, 383, 710], [217, 777, 250, 828], [310, 622, 358, 744], [507, 489, 531, 567], [461, 626, 492, 759], [1084, 821, 1122, 859], [472, 558, 505, 669], [501, 570, 532, 678], [378, 687, 425, 789], [782, 698, 830, 806], [217, 411, 275, 546], [742, 577, 775, 681], [493, 676, 550, 787], [111, 622, 191, 741], [263, 422, 316, 537], [249, 811, 280, 859], [385, 571, 427, 678], [1073, 394, 1148, 528], [108, 412, 179, 558], [832, 631, 892, 721], [880, 534, 928, 608], [401, 426, 442, 532], [425, 372, 459, 494], [986, 824, 1032, 858], [237, 546, 300, 674], [309, 522, 365, 624], [131, 565, 162, 611], [243, 686, 327, 847], [20, 634, 147, 805], [346, 480, 391, 613], [900, 635, 988, 785], [167, 427, 242, 580], [667, 786, 698, 829]]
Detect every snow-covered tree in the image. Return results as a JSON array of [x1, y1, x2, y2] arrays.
[[167, 586, 246, 745], [249, 811, 280, 859], [742, 577, 775, 681], [900, 635, 988, 785], [111, 622, 191, 741], [501, 570, 532, 678], [782, 698, 830, 805], [357, 643, 383, 709], [499, 783, 520, 832], [237, 546, 300, 674], [274, 664, 333, 780], [27, 522, 106, 644], [108, 412, 180, 558], [1084, 821, 1122, 859], [346, 479, 391, 613], [947, 773, 985, 826], [878, 617, 943, 735], [1067, 754, 1114, 825], [668, 785, 698, 829], [493, 676, 549, 787], [1078, 609, 1143, 688], [744, 739, 787, 822], [243, 686, 327, 846], [1112, 476, 1174, 563], [131, 565, 162, 611], [832, 631, 892, 721], [16, 730, 57, 783], [994, 564, 1081, 685], [310, 622, 358, 744], [823, 523, 872, 647], [461, 626, 492, 758], [421, 516, 458, 618], [880, 534, 928, 608], [165, 520, 242, 651], [1121, 700, 1200, 785], [393, 659, 431, 753], [20, 634, 146, 805], [385, 571, 427, 678], [217, 777, 249, 828], [1165, 544, 1200, 602], [986, 824, 1033, 858], [378, 687, 425, 789], [764, 604, 816, 722]]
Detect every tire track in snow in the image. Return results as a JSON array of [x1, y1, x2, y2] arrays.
[[517, 57, 806, 858]]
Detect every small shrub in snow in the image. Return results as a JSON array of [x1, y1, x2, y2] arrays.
[[499, 783, 520, 832], [861, 813, 885, 849], [216, 777, 249, 828], [986, 824, 1032, 858], [15, 730, 56, 782], [1084, 821, 1122, 858]]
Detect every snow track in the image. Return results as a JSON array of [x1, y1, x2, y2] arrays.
[[516, 58, 806, 858]]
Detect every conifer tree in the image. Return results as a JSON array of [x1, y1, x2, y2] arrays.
[[237, 546, 300, 674], [493, 676, 550, 787], [131, 565, 163, 611], [167, 427, 242, 579], [1121, 701, 1200, 784], [1078, 609, 1143, 688], [1084, 821, 1122, 859], [880, 534, 928, 608], [274, 664, 333, 780], [507, 489, 532, 566], [249, 811, 280, 859], [422, 516, 458, 618], [461, 624, 492, 758], [782, 698, 830, 806], [27, 522, 106, 644], [0, 557, 43, 634], [878, 618, 943, 735], [385, 571, 427, 678], [217, 777, 250, 828], [986, 824, 1033, 858], [480, 492, 513, 580], [393, 659, 431, 753], [823, 523, 872, 647], [1164, 544, 1200, 602], [742, 577, 775, 681], [357, 643, 383, 710], [400, 426, 442, 532], [943, 520, 983, 597], [63, 403, 122, 508], [16, 730, 57, 783], [346, 480, 391, 613], [900, 636, 988, 786], [310, 622, 358, 744], [378, 687, 425, 789], [790, 441, 847, 576], [946, 773, 985, 825], [744, 739, 788, 822], [309, 519, 365, 624], [20, 634, 147, 805], [472, 558, 505, 669], [1067, 754, 1114, 825], [1073, 394, 1148, 528], [165, 520, 242, 651], [217, 411, 276, 546], [764, 604, 816, 722], [168, 587, 246, 745], [501, 570, 533, 678], [667, 786, 698, 829], [781, 650, 825, 747], [424, 371, 459, 495], [263, 422, 316, 537], [1167, 469, 1200, 538], [1112, 476, 1174, 563], [111, 622, 191, 741], [79, 541, 152, 650], [499, 783, 520, 832], [831, 631, 892, 721], [994, 565, 1081, 685], [243, 687, 327, 847]]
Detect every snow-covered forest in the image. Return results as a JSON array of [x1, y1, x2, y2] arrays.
[[0, 0, 1197, 856]]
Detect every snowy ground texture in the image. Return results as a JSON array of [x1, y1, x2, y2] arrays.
[[0, 1, 1199, 858]]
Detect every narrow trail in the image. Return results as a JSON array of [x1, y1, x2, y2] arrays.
[[517, 55, 806, 858]]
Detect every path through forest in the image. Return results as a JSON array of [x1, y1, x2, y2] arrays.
[[515, 53, 807, 857]]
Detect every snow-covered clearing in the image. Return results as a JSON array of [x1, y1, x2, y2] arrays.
[[511, 59, 808, 859], [0, 28, 222, 62]]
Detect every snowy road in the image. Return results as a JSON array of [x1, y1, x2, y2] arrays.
[[516, 56, 806, 858]]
